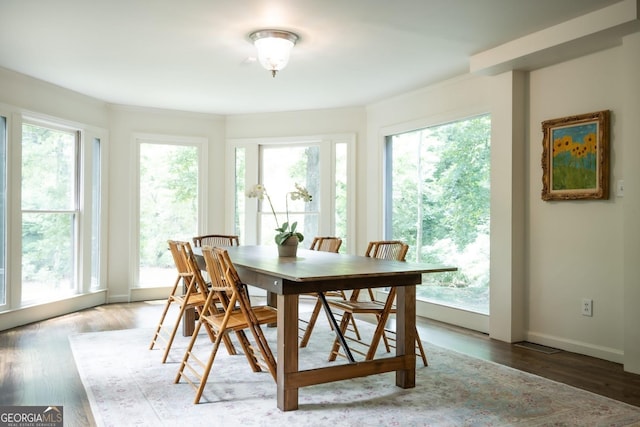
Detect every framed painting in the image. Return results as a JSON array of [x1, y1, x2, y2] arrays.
[[541, 110, 610, 201]]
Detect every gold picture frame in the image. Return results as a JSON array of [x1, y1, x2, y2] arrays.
[[541, 110, 610, 201]]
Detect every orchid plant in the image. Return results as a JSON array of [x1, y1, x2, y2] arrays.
[[246, 183, 313, 245]]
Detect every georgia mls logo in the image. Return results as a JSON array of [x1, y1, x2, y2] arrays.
[[0, 405, 63, 427], [43, 406, 62, 420]]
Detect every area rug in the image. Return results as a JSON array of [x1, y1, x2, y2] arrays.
[[69, 320, 640, 427]]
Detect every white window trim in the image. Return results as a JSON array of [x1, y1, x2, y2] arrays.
[[226, 133, 356, 251], [1, 109, 108, 316], [379, 109, 491, 333], [130, 132, 208, 289]]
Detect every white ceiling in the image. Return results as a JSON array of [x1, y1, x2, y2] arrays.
[[0, 0, 623, 115]]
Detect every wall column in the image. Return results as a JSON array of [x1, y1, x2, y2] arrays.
[[489, 71, 526, 342], [622, 32, 640, 374]]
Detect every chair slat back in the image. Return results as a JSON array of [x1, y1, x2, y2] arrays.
[[358, 240, 409, 301], [180, 241, 210, 299], [168, 240, 191, 277], [365, 240, 408, 261], [201, 245, 233, 293], [310, 236, 342, 253], [193, 234, 240, 248], [213, 247, 259, 325]]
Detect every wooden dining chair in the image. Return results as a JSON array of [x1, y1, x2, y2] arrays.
[[181, 242, 239, 354], [327, 240, 428, 366], [149, 240, 217, 363], [299, 236, 363, 347], [189, 234, 240, 326], [309, 236, 342, 252], [192, 234, 240, 248], [175, 246, 277, 404]]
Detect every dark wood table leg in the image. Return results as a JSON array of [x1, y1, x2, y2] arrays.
[[277, 293, 299, 411], [267, 290, 278, 327], [395, 284, 416, 388], [182, 307, 196, 336]]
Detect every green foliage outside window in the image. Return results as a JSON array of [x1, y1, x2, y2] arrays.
[[21, 124, 76, 296], [389, 114, 490, 314], [138, 143, 198, 286]]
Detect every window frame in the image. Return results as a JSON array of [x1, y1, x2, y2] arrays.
[[380, 111, 491, 333], [2, 111, 108, 311], [226, 134, 355, 251], [131, 132, 208, 289]]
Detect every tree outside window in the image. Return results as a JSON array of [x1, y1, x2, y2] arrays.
[[386, 114, 490, 314]]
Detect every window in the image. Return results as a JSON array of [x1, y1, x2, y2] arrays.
[[334, 142, 348, 250], [136, 136, 204, 288], [19, 120, 105, 303], [0, 114, 105, 315], [90, 137, 102, 290], [259, 145, 320, 246], [232, 135, 353, 252], [385, 114, 491, 314], [21, 122, 79, 303]]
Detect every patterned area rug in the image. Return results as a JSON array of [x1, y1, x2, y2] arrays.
[[69, 319, 640, 427]]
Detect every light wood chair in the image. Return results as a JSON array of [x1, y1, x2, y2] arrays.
[[299, 237, 363, 347], [309, 236, 342, 252], [327, 240, 428, 365], [175, 246, 277, 404], [181, 242, 239, 355], [149, 240, 217, 363], [189, 234, 240, 328], [192, 234, 240, 248]]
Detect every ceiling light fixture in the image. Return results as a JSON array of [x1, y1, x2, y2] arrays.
[[249, 29, 299, 77]]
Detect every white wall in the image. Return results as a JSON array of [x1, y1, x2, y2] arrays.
[[225, 108, 366, 141], [107, 106, 226, 303], [527, 47, 626, 362], [0, 67, 108, 128]]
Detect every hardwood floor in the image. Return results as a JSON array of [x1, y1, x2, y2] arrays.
[[1, 300, 639, 427]]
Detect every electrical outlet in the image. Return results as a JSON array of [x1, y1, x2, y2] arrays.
[[582, 298, 593, 317]]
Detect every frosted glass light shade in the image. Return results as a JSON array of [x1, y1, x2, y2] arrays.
[[249, 30, 299, 77]]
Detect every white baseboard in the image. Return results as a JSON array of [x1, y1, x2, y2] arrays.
[[526, 331, 624, 364], [0, 291, 107, 332]]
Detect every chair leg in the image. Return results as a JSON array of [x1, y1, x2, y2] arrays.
[[175, 317, 229, 404], [375, 313, 392, 353], [174, 319, 203, 384], [302, 295, 362, 347], [300, 297, 324, 347], [415, 327, 428, 366], [328, 311, 353, 362], [349, 315, 362, 341], [339, 290, 362, 340], [365, 313, 390, 360], [149, 296, 173, 350], [234, 330, 263, 373], [365, 288, 396, 361], [193, 332, 227, 404], [150, 277, 181, 350], [246, 323, 277, 381], [161, 301, 189, 363]]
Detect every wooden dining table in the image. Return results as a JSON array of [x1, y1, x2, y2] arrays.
[[194, 244, 456, 411]]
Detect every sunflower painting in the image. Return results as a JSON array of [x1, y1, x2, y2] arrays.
[[541, 110, 610, 201]]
